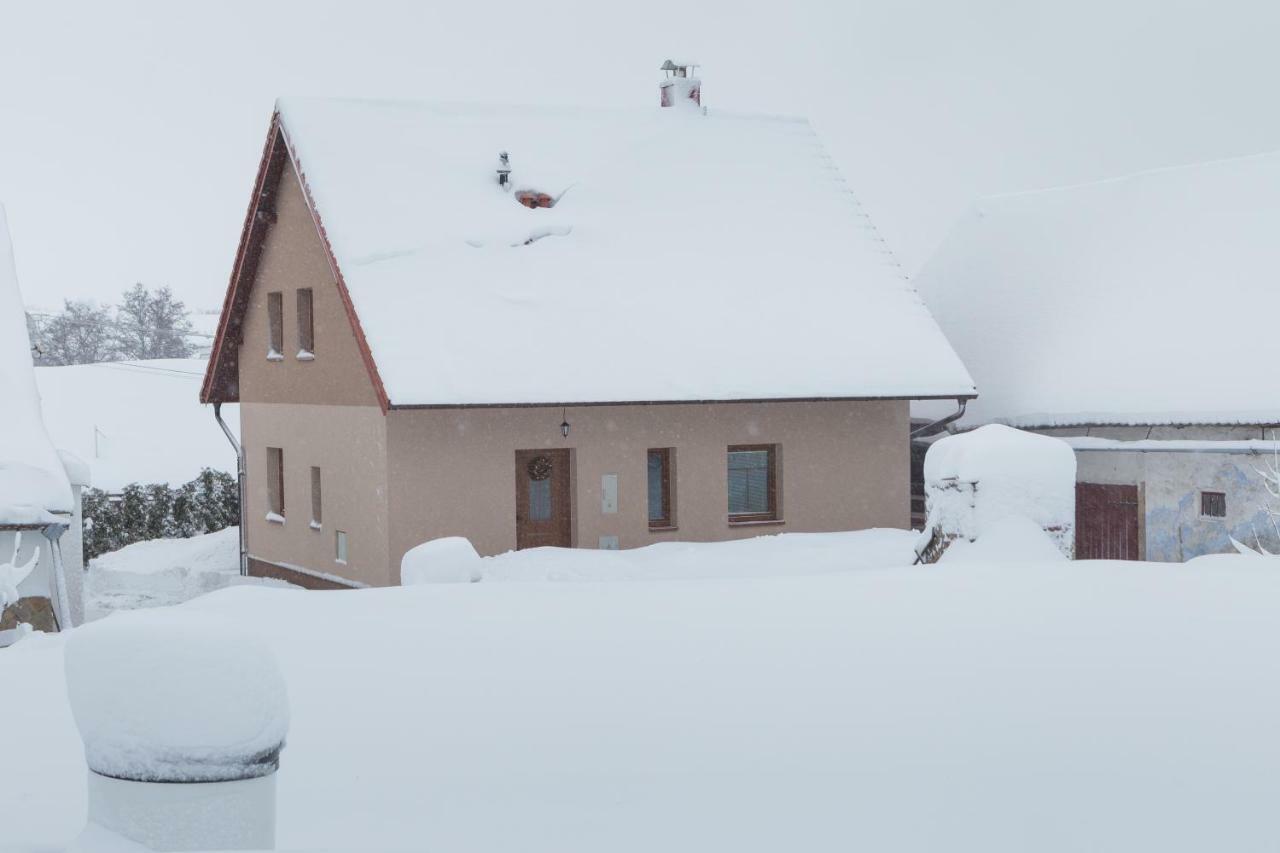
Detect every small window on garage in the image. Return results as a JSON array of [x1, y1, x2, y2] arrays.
[[1200, 491, 1226, 519]]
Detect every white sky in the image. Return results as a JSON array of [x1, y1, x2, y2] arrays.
[[2, 0, 1278, 310]]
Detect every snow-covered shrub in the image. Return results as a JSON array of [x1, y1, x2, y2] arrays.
[[82, 468, 238, 560], [918, 424, 1076, 562], [402, 537, 482, 585]]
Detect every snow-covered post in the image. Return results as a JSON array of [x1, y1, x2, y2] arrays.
[[64, 612, 289, 851]]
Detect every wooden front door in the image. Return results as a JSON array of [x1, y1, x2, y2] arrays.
[[515, 449, 573, 550], [1076, 483, 1140, 560]]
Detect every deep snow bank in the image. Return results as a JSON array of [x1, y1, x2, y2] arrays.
[[400, 528, 919, 584], [4, 551, 1280, 851], [84, 527, 293, 620]]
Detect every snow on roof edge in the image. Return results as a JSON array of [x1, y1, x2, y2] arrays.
[[996, 411, 1280, 430]]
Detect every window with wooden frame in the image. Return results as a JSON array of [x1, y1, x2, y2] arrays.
[[267, 291, 284, 360], [647, 448, 674, 529], [1200, 490, 1227, 519], [727, 444, 778, 522], [296, 288, 315, 358], [310, 466, 322, 528], [267, 447, 285, 518]]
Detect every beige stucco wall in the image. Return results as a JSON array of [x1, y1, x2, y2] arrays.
[[238, 163, 381, 408], [241, 402, 391, 586], [236, 161, 390, 585], [386, 400, 909, 566]]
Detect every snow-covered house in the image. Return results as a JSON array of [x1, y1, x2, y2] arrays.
[[202, 66, 974, 589], [915, 153, 1280, 561], [0, 205, 87, 639]]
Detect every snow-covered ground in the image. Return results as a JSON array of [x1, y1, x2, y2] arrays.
[[82, 527, 290, 621], [34, 358, 235, 491], [479, 528, 917, 582], [3, 533, 1279, 852]]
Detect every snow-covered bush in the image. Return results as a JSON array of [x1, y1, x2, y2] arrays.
[[918, 424, 1076, 562], [402, 537, 482, 585], [82, 468, 238, 560]]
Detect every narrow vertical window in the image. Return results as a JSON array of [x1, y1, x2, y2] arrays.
[[727, 444, 777, 522], [310, 466, 322, 527], [267, 446, 285, 519], [296, 288, 314, 358], [648, 448, 674, 529], [267, 291, 283, 360], [335, 530, 348, 564]]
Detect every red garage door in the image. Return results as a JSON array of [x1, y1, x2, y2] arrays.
[[1075, 483, 1140, 560]]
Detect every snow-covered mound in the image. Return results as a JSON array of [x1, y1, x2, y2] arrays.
[[35, 358, 237, 491], [0, 205, 71, 519], [480, 528, 919, 582], [924, 425, 1076, 557], [399, 529, 920, 585], [939, 514, 1069, 564], [401, 536, 482, 584], [64, 610, 289, 783], [84, 527, 294, 621]]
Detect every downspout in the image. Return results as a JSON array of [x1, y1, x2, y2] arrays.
[[909, 399, 968, 566], [911, 398, 968, 439], [213, 402, 249, 577]]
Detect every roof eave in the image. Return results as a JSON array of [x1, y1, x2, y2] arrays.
[[386, 392, 978, 411]]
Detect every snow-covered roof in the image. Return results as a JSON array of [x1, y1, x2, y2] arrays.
[[39, 359, 235, 491], [257, 97, 973, 407], [914, 152, 1280, 428], [0, 205, 72, 520]]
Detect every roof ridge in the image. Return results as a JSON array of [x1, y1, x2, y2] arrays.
[[973, 148, 1280, 209]]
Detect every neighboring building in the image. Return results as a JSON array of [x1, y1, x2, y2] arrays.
[[0, 205, 86, 640], [915, 152, 1280, 561], [202, 65, 975, 589]]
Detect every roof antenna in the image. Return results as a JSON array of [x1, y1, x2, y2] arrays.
[[497, 151, 511, 190]]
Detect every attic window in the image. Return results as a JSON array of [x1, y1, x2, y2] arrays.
[[515, 191, 556, 209]]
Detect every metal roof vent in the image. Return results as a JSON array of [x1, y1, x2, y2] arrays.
[[496, 151, 511, 190]]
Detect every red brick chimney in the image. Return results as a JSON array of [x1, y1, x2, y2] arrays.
[[659, 60, 701, 108]]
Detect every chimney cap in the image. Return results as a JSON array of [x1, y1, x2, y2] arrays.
[[660, 59, 699, 72]]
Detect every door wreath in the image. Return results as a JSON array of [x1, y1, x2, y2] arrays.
[[527, 455, 553, 481]]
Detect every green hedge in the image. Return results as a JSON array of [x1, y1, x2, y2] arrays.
[[82, 468, 239, 560]]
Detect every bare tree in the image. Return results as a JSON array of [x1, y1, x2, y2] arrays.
[[115, 284, 195, 360], [40, 300, 118, 365]]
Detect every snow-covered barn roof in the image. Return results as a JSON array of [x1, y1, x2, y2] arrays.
[[0, 205, 73, 520], [915, 152, 1280, 428], [204, 97, 974, 408]]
